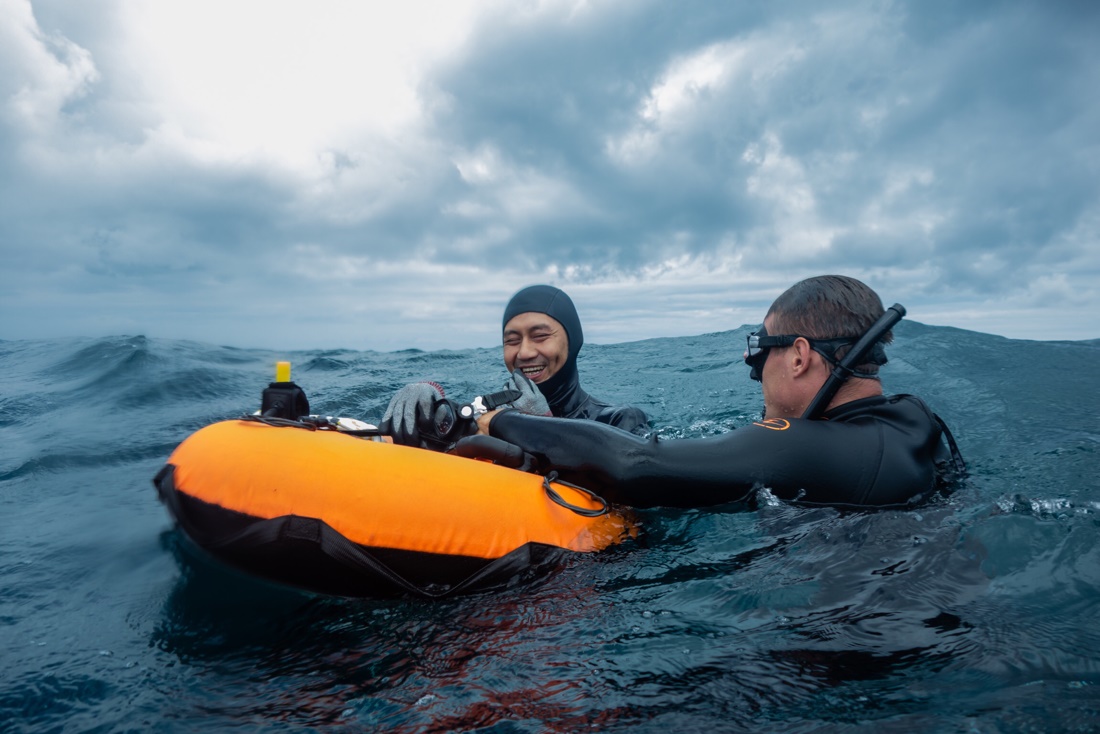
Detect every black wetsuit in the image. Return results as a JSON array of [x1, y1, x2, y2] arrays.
[[489, 394, 958, 509], [539, 365, 649, 436], [503, 285, 649, 436]]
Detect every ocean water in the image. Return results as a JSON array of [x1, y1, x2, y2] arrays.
[[2, 322, 1099, 733]]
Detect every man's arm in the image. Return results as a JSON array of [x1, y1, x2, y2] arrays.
[[482, 408, 934, 509], [594, 405, 650, 436]]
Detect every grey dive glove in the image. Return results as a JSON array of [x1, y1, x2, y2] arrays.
[[500, 371, 552, 416], [380, 381, 444, 446]]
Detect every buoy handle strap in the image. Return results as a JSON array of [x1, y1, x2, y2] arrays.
[[542, 472, 609, 517]]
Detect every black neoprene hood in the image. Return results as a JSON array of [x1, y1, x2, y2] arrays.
[[499, 284, 651, 434], [502, 285, 584, 363]]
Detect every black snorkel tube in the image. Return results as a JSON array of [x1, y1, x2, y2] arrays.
[[801, 303, 906, 421]]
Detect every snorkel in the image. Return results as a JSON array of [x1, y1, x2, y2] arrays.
[[801, 303, 906, 420]]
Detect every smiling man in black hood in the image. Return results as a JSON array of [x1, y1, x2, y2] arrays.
[[381, 285, 649, 446], [501, 285, 648, 434]]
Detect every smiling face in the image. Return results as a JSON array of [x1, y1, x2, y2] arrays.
[[503, 312, 569, 384]]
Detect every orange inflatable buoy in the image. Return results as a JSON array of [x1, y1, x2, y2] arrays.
[[154, 419, 634, 597]]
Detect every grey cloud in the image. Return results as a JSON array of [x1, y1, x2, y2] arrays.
[[410, 1, 1099, 295], [2, 0, 1097, 348]]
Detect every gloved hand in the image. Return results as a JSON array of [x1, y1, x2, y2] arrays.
[[500, 371, 552, 416], [380, 382, 444, 446]]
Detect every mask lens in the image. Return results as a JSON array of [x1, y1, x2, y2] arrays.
[[745, 328, 768, 381], [745, 333, 762, 358], [432, 401, 457, 438]]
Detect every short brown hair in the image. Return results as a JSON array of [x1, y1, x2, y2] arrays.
[[766, 275, 892, 372]]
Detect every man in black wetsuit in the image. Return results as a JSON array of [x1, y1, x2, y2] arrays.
[[381, 285, 649, 446], [501, 285, 649, 434], [476, 275, 964, 510]]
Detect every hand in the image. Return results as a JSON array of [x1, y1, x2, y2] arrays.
[[500, 371, 552, 416], [380, 382, 444, 446], [476, 409, 500, 435]]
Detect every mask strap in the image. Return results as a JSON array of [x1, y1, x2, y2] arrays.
[[801, 304, 906, 420], [810, 343, 882, 381]]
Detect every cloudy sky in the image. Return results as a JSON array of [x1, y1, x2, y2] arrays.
[[1, 0, 1097, 350]]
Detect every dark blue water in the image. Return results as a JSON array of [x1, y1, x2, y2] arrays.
[[2, 323, 1099, 733]]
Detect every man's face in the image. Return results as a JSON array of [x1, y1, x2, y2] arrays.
[[503, 312, 569, 384], [758, 314, 796, 418]]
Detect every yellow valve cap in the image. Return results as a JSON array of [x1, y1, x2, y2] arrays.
[[275, 361, 291, 383]]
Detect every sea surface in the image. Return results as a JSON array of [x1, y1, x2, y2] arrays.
[[2, 323, 1099, 733]]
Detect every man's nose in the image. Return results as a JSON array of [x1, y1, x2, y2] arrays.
[[517, 338, 538, 359]]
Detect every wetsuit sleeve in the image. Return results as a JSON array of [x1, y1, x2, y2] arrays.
[[594, 405, 650, 436], [488, 404, 939, 509]]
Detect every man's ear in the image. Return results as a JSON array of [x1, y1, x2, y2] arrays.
[[789, 337, 814, 377]]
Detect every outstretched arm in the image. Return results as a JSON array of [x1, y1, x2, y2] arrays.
[[595, 405, 650, 436], [481, 404, 938, 509], [480, 410, 771, 507]]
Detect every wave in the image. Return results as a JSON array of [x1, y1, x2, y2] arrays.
[[3, 324, 1100, 732]]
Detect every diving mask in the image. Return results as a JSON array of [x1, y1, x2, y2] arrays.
[[744, 324, 888, 382]]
